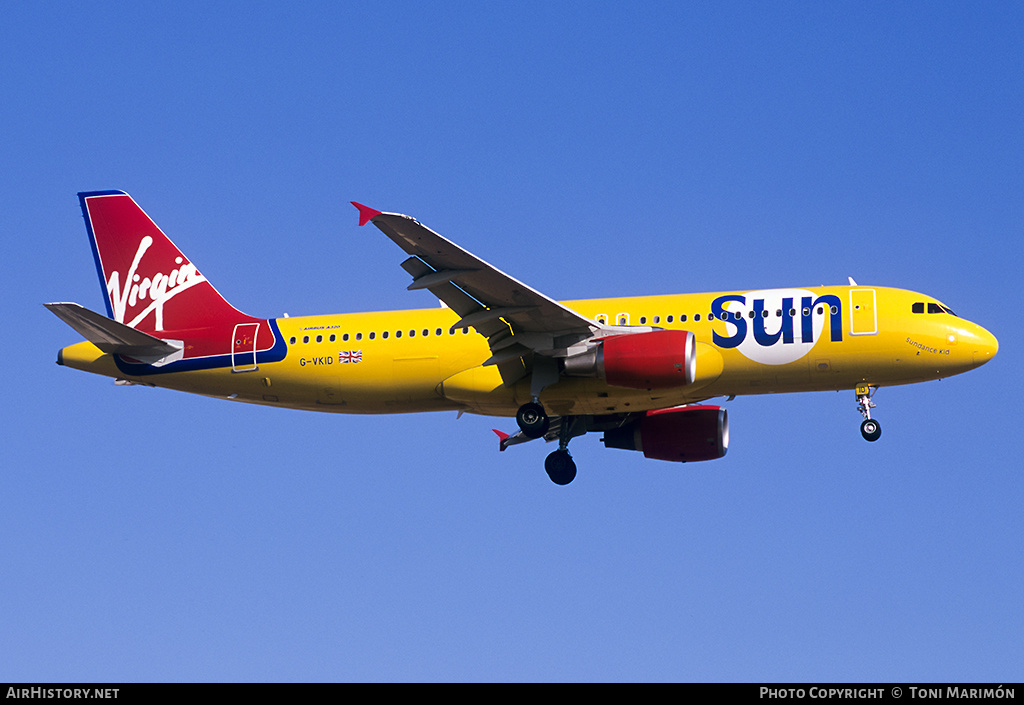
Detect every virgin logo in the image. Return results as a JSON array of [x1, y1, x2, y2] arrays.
[[107, 236, 206, 329]]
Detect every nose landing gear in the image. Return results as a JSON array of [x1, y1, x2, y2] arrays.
[[856, 384, 881, 441], [860, 418, 881, 442]]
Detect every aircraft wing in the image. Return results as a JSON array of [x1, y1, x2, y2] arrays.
[[353, 203, 602, 376]]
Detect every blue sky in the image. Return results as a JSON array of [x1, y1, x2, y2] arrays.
[[2, 2, 1021, 682]]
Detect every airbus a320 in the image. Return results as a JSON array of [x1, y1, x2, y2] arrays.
[[48, 191, 998, 484]]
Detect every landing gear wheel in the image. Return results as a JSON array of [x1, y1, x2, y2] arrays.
[[860, 418, 881, 442], [516, 401, 550, 439], [855, 385, 881, 442], [545, 450, 577, 485]]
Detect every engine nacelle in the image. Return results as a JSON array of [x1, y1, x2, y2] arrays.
[[602, 405, 728, 462], [562, 329, 696, 389]]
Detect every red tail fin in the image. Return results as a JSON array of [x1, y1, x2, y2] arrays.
[[79, 191, 245, 333]]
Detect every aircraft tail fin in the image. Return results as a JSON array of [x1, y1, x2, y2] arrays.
[[79, 190, 245, 333]]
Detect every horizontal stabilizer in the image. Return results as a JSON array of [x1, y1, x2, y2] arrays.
[[45, 302, 182, 359]]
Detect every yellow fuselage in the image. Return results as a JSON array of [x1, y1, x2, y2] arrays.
[[58, 285, 998, 418]]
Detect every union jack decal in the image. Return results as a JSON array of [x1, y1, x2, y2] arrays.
[[339, 350, 363, 364]]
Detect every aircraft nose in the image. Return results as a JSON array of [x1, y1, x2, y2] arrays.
[[969, 324, 998, 368]]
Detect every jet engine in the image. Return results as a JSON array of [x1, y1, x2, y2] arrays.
[[562, 329, 696, 389], [601, 405, 728, 462]]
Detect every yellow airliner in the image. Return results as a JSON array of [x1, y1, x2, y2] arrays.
[[49, 191, 998, 484]]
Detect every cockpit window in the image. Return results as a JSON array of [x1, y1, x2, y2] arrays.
[[915, 301, 958, 316]]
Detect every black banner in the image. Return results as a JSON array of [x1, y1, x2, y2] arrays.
[[1, 683, 1021, 696]]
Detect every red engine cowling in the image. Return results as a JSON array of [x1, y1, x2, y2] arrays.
[[602, 405, 728, 462], [562, 329, 696, 389]]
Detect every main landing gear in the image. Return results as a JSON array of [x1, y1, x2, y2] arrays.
[[516, 400, 550, 438], [545, 449, 577, 485], [515, 401, 582, 484], [518, 357, 558, 440], [544, 416, 586, 485], [856, 384, 881, 442]]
